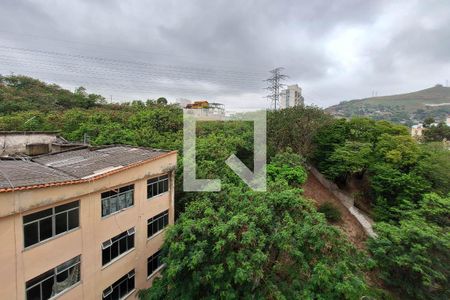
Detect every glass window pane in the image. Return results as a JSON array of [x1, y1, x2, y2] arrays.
[[148, 184, 153, 198], [128, 235, 134, 249], [119, 237, 127, 254], [102, 199, 110, 217], [151, 222, 157, 236], [26, 269, 54, 289], [126, 191, 133, 207], [41, 276, 54, 299], [101, 190, 117, 199], [23, 208, 52, 224], [112, 231, 127, 242], [57, 256, 79, 271], [68, 209, 79, 230], [102, 248, 111, 265], [111, 243, 119, 260], [158, 181, 164, 194], [110, 287, 119, 300], [163, 180, 169, 193], [72, 265, 80, 284], [116, 195, 123, 210], [55, 212, 68, 235], [119, 184, 134, 193], [148, 256, 154, 275], [119, 280, 128, 298], [56, 269, 69, 283], [39, 217, 53, 241], [26, 258, 80, 300], [26, 284, 41, 300], [110, 197, 118, 214], [128, 276, 135, 291], [24, 222, 39, 247], [55, 201, 79, 213], [148, 250, 162, 276]]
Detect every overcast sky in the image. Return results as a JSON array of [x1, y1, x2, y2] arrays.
[[0, 0, 449, 109]]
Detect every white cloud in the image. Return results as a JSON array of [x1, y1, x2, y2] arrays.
[[0, 0, 448, 109]]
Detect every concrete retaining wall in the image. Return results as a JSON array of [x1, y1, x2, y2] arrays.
[[308, 165, 377, 238]]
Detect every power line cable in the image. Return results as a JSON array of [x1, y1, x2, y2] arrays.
[[0, 30, 269, 72]]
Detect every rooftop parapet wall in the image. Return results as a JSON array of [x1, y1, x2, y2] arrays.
[[0, 132, 61, 156]]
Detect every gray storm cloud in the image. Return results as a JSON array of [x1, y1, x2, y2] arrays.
[[0, 0, 449, 108]]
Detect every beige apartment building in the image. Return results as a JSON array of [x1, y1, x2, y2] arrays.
[[0, 145, 177, 300]]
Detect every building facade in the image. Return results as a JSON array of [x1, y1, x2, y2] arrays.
[[280, 84, 304, 109], [0, 146, 177, 300], [411, 123, 424, 138]]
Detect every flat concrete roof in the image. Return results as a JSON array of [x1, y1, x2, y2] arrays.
[[0, 145, 173, 191]]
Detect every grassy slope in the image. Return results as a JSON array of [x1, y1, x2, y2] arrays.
[[327, 85, 450, 113]]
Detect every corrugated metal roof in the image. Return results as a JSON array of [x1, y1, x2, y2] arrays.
[[0, 145, 171, 191], [0, 160, 77, 189]]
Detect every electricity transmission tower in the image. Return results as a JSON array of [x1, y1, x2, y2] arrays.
[[264, 67, 288, 110]]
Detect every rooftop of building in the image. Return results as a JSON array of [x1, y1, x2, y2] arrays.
[[0, 131, 60, 135], [0, 145, 174, 192]]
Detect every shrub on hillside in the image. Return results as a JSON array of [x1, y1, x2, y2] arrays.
[[318, 202, 342, 222], [267, 148, 307, 186]]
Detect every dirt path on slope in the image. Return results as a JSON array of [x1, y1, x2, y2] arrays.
[[303, 171, 367, 249], [303, 172, 397, 295]]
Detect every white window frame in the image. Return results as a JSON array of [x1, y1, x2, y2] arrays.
[[101, 228, 135, 267], [23, 201, 80, 248], [101, 184, 134, 218], [147, 250, 164, 279], [102, 269, 135, 300], [25, 255, 81, 300], [147, 174, 169, 199], [147, 210, 169, 239]]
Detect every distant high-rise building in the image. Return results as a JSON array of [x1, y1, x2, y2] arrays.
[[280, 84, 304, 109]]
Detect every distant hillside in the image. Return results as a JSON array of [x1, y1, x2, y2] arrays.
[[0, 75, 106, 114], [326, 85, 450, 124]]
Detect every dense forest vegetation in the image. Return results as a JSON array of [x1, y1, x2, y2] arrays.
[[1, 76, 449, 299]]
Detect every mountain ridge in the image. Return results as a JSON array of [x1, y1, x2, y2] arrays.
[[326, 85, 450, 123]]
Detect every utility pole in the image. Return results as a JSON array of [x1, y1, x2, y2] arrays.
[[83, 133, 90, 145], [264, 67, 288, 110]]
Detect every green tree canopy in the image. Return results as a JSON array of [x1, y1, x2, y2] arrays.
[[157, 97, 168, 105], [138, 155, 370, 300], [369, 193, 450, 300], [322, 141, 372, 182], [0, 75, 105, 113], [423, 122, 450, 142]]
